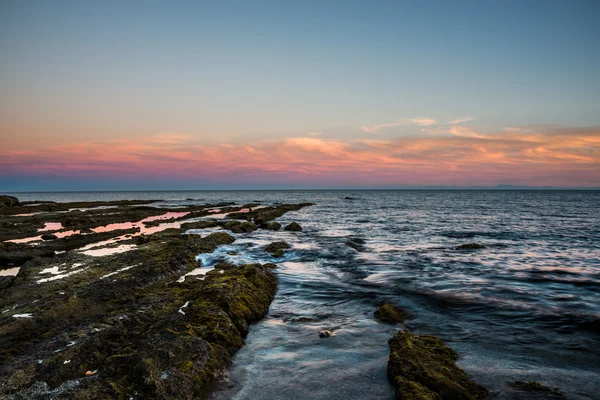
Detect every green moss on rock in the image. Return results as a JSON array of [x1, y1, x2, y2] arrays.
[[265, 241, 291, 257], [387, 331, 488, 400], [375, 303, 405, 325], [284, 222, 302, 232]]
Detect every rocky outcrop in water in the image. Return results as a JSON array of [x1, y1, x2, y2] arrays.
[[508, 381, 565, 399], [284, 222, 302, 232], [265, 241, 291, 257], [228, 203, 313, 225], [387, 331, 488, 400], [375, 304, 405, 325]]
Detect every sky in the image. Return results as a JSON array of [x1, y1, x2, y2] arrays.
[[1, 0, 599, 190]]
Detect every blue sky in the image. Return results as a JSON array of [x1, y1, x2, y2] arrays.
[[1, 0, 599, 190]]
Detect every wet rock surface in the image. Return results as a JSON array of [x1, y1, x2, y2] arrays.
[[0, 195, 20, 207], [265, 241, 291, 258], [508, 381, 565, 399], [284, 222, 303, 232], [375, 303, 405, 325], [387, 330, 488, 400], [0, 197, 312, 399]]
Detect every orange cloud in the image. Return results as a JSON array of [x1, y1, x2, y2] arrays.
[[1, 126, 599, 187]]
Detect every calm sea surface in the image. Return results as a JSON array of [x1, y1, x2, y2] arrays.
[[11, 190, 600, 399]]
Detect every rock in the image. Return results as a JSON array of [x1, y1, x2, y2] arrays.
[[41, 234, 58, 241], [284, 222, 302, 232], [374, 304, 405, 325], [509, 381, 565, 399], [319, 330, 332, 338], [262, 221, 281, 231], [0, 275, 15, 290], [455, 243, 486, 250], [226, 203, 313, 225], [0, 195, 20, 207], [344, 196, 356, 200], [387, 331, 488, 400], [229, 221, 257, 233], [265, 241, 291, 257], [346, 237, 366, 251]]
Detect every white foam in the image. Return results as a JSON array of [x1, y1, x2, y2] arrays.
[[178, 301, 190, 315], [13, 313, 33, 318], [37, 268, 87, 284]]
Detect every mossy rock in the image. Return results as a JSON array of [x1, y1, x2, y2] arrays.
[[387, 331, 488, 400], [284, 222, 302, 232], [262, 221, 281, 231], [265, 241, 291, 257], [455, 243, 485, 250], [509, 381, 565, 399], [0, 195, 20, 207], [375, 304, 405, 324]]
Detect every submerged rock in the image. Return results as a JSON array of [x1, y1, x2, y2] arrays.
[[387, 331, 488, 400], [374, 304, 405, 325], [319, 330, 332, 338], [455, 243, 486, 250], [265, 241, 291, 258], [346, 237, 366, 251], [284, 222, 302, 232], [509, 381, 565, 399]]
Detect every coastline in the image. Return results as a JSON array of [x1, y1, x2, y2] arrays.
[[0, 193, 591, 399]]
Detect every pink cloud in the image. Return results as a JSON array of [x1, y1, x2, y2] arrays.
[[1, 127, 599, 187]]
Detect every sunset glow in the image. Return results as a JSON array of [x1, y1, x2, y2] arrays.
[[1, 1, 599, 190]]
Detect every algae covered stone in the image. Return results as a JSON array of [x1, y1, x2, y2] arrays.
[[265, 241, 291, 257], [284, 222, 302, 232], [387, 331, 488, 400], [375, 303, 405, 325]]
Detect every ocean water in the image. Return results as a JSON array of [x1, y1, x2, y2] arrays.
[[11, 190, 600, 399]]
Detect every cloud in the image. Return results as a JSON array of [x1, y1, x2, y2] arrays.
[[306, 131, 322, 137], [362, 117, 437, 133], [409, 118, 437, 126], [448, 116, 474, 124], [1, 126, 599, 187]]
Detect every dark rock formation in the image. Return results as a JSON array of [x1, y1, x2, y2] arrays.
[[375, 304, 405, 325], [387, 331, 488, 400], [265, 241, 291, 257], [509, 381, 565, 399], [262, 221, 281, 231], [284, 222, 302, 232], [0, 195, 20, 207]]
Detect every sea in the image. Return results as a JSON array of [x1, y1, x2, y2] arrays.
[[10, 190, 600, 399]]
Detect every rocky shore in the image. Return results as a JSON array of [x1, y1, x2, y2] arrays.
[[0, 196, 310, 399], [0, 195, 566, 399]]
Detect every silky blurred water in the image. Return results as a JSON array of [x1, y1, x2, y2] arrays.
[[11, 190, 600, 399]]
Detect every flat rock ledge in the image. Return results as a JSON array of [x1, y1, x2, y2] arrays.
[[0, 233, 278, 400]]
